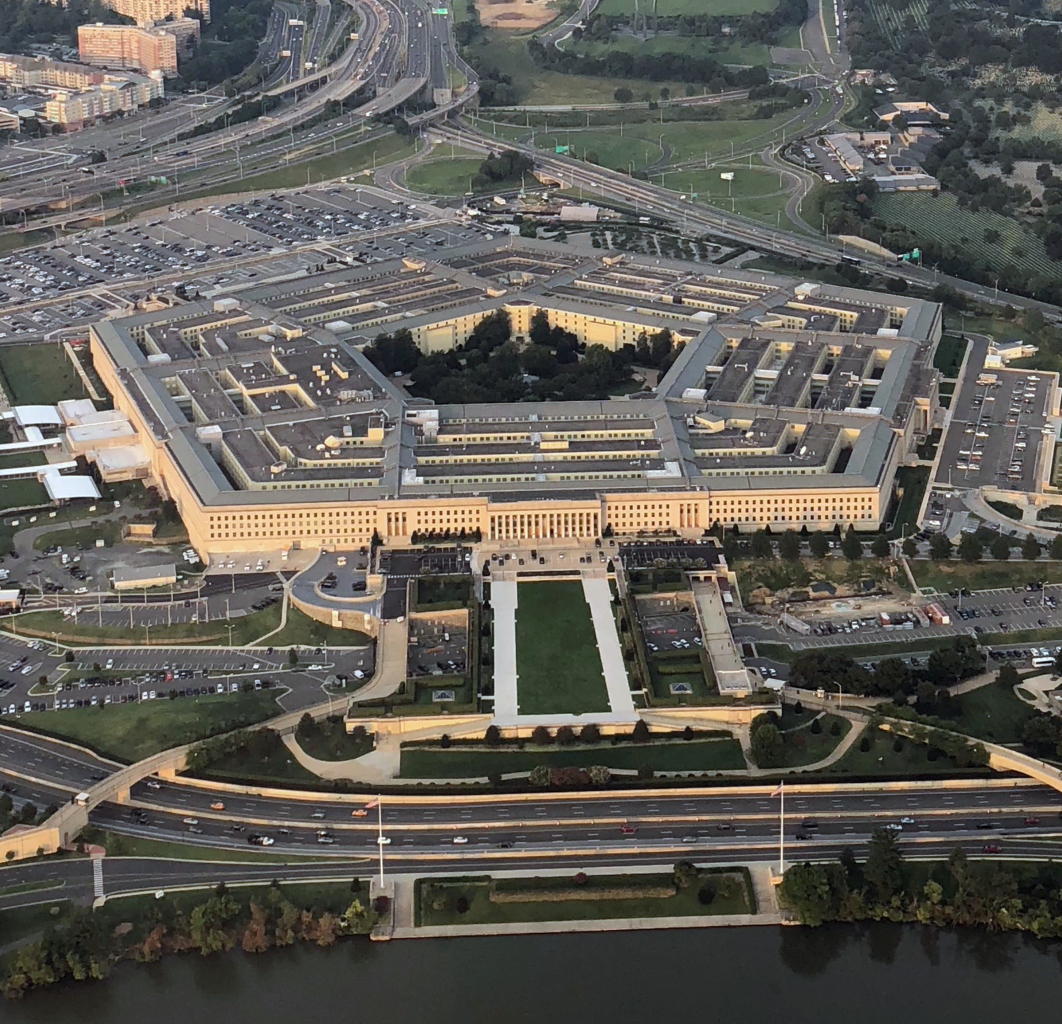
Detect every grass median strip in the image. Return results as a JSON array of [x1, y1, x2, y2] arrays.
[[415, 867, 753, 927]]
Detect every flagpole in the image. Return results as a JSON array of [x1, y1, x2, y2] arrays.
[[377, 796, 385, 887], [778, 782, 785, 877]]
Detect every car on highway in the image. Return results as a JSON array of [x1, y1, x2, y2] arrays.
[[982, 844, 1002, 854], [351, 808, 368, 817], [900, 817, 915, 824], [620, 824, 637, 835], [451, 836, 469, 844], [182, 817, 199, 825], [1024, 816, 1041, 825], [210, 801, 225, 810], [247, 835, 275, 846], [884, 823, 903, 831], [977, 821, 1002, 829]]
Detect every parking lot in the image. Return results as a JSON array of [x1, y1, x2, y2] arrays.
[[935, 338, 1053, 493], [407, 617, 467, 678], [0, 185, 494, 337], [617, 539, 723, 569], [641, 611, 702, 654]]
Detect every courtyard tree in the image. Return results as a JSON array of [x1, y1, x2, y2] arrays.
[[929, 534, 952, 560], [991, 535, 1011, 560], [841, 526, 863, 561], [809, 533, 830, 559], [778, 530, 801, 561], [870, 534, 890, 558], [1022, 532, 1041, 560]]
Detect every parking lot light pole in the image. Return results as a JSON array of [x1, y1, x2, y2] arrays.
[[831, 681, 843, 710]]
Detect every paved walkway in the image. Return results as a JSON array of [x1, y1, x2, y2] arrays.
[[581, 576, 636, 718], [490, 579, 519, 719], [736, 710, 866, 777]]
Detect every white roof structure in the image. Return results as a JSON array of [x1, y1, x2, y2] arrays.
[[94, 446, 151, 473], [57, 398, 98, 424], [67, 420, 136, 447], [41, 472, 100, 501], [13, 406, 62, 428], [112, 564, 177, 586]]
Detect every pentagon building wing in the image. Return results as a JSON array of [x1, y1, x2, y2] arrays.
[[89, 238, 943, 558]]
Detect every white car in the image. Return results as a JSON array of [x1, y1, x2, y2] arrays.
[[451, 836, 469, 844]]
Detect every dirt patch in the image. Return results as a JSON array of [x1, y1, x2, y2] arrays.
[[476, 0, 560, 29]]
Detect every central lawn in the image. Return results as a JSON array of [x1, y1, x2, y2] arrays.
[[399, 736, 746, 777], [2, 690, 281, 762], [515, 581, 610, 715], [0, 344, 88, 406], [416, 868, 753, 927]]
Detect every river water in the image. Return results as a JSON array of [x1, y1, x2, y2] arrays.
[[5, 924, 1062, 1022]]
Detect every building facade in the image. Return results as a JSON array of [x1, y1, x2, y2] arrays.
[[78, 23, 179, 77]]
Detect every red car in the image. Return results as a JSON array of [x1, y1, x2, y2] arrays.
[[1024, 817, 1041, 825], [620, 824, 636, 835], [982, 844, 1002, 854]]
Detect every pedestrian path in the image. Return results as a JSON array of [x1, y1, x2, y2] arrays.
[[491, 579, 519, 718], [581, 576, 636, 718]]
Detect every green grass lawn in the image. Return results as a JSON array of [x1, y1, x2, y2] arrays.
[[197, 745, 321, 786], [515, 581, 610, 715], [404, 156, 490, 195], [416, 867, 752, 927], [946, 683, 1038, 745], [934, 334, 968, 377], [261, 605, 371, 648], [399, 736, 746, 777], [826, 723, 982, 776], [0, 477, 49, 511], [0, 344, 88, 406], [32, 521, 123, 551], [910, 560, 1062, 593], [465, 33, 694, 106], [95, 830, 329, 863], [0, 450, 46, 471], [779, 711, 852, 766], [2, 690, 281, 762]]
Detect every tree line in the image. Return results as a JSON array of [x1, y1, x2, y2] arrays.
[[1, 881, 381, 1000], [781, 828, 1062, 938], [0, 0, 130, 52]]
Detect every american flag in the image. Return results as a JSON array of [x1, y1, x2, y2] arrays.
[[363, 798, 379, 809], [770, 783, 783, 797]]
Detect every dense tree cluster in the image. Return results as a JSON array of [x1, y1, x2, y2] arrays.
[[0, 0, 130, 51], [789, 638, 985, 702], [572, 0, 806, 50], [781, 832, 1062, 939], [473, 149, 534, 190], [178, 0, 276, 89], [363, 311, 680, 405], [527, 37, 770, 90], [1, 881, 379, 999]]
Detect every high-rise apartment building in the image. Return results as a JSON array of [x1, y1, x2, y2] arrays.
[[78, 23, 178, 77]]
